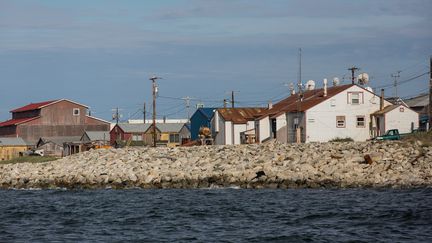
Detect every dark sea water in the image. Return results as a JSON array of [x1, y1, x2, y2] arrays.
[[0, 188, 431, 242]]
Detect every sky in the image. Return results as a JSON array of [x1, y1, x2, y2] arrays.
[[0, 0, 431, 122]]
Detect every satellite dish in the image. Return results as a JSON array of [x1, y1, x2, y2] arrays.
[[365, 86, 373, 93], [306, 80, 316, 90], [332, 77, 340, 86], [358, 73, 369, 85], [289, 82, 296, 95]]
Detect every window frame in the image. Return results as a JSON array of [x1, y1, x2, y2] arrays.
[[73, 108, 80, 116], [336, 116, 346, 128], [356, 116, 366, 128]]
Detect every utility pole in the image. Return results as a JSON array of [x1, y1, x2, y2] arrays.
[[391, 71, 401, 98], [231, 91, 235, 108], [348, 66, 360, 84], [112, 107, 122, 124], [296, 48, 303, 144], [150, 76, 162, 147], [429, 56, 432, 130], [143, 102, 146, 124], [182, 96, 192, 122]]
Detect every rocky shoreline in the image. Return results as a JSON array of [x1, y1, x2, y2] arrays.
[[1, 141, 431, 189]]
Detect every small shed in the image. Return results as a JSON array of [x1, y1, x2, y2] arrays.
[[37, 136, 81, 157], [0, 137, 30, 161], [372, 104, 419, 136], [157, 123, 185, 147], [179, 123, 191, 144]]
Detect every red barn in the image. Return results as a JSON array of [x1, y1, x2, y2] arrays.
[[0, 99, 110, 143]]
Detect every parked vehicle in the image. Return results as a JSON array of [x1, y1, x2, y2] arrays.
[[375, 129, 419, 141]]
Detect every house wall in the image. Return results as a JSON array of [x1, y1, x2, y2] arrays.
[[286, 112, 306, 143], [179, 126, 191, 142], [0, 126, 17, 137], [385, 106, 419, 133], [258, 117, 270, 143], [233, 124, 247, 144], [0, 146, 29, 161], [38, 142, 63, 157], [12, 110, 40, 119], [275, 113, 287, 143], [190, 111, 213, 140], [213, 113, 226, 145], [305, 86, 391, 142], [225, 121, 233, 145]]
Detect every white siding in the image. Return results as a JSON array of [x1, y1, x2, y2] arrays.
[[385, 106, 419, 133], [233, 124, 247, 144], [275, 113, 287, 143], [305, 86, 391, 142], [213, 111, 226, 145], [258, 117, 270, 142], [225, 121, 233, 145]]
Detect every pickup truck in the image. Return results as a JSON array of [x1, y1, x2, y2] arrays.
[[375, 129, 418, 141]]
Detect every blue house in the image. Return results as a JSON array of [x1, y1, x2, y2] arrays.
[[190, 108, 216, 140]]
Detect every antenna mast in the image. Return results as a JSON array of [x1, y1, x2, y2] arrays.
[[348, 66, 360, 84], [391, 71, 401, 98]]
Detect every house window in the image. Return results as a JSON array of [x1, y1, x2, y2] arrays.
[[336, 116, 345, 128], [132, 134, 142, 141], [356, 116, 365, 128], [169, 134, 180, 143], [330, 99, 336, 107], [348, 92, 363, 104], [73, 108, 80, 116]]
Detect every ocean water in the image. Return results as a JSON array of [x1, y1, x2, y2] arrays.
[[0, 188, 431, 242]]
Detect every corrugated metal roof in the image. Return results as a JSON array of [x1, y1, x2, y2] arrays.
[[10, 100, 58, 113], [0, 137, 28, 146], [217, 108, 267, 124], [404, 94, 429, 107], [118, 123, 153, 133], [0, 117, 40, 127], [157, 123, 184, 133], [38, 136, 82, 145], [259, 84, 354, 119], [83, 131, 110, 141]]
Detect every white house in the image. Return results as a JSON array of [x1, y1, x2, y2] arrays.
[[256, 83, 418, 143], [372, 104, 419, 135], [212, 108, 266, 145]]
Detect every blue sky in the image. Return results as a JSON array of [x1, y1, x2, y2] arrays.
[[1, 0, 431, 121]]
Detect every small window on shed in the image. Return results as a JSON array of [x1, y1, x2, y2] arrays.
[[73, 108, 80, 116], [356, 116, 365, 128], [336, 116, 345, 128]]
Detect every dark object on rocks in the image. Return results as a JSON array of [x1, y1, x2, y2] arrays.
[[364, 154, 374, 165], [252, 171, 266, 180]]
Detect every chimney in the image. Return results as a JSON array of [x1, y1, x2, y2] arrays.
[[323, 78, 328, 97], [380, 89, 385, 110], [268, 101, 273, 109]]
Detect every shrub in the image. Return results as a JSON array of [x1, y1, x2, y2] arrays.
[[329, 137, 354, 142]]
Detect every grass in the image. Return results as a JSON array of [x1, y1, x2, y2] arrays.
[[0, 156, 58, 165], [329, 137, 354, 142], [402, 130, 432, 147]]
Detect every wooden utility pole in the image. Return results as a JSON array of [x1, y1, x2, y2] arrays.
[[112, 107, 120, 124], [348, 66, 360, 84], [429, 56, 432, 130], [391, 71, 401, 98], [150, 76, 161, 147], [143, 102, 146, 124], [231, 91, 235, 108]]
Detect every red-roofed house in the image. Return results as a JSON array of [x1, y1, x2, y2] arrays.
[[0, 99, 110, 143], [256, 83, 417, 143]]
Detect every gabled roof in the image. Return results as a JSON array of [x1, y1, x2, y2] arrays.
[[82, 131, 110, 141], [10, 99, 89, 113], [371, 104, 416, 115], [11, 100, 58, 113], [0, 137, 28, 146], [157, 123, 184, 133], [38, 136, 82, 146], [0, 117, 40, 127], [195, 108, 217, 120], [117, 123, 153, 133], [217, 108, 267, 124], [404, 93, 429, 107], [259, 84, 354, 119]]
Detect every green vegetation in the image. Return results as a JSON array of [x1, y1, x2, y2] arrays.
[[329, 137, 354, 142], [402, 130, 432, 147], [0, 156, 58, 165]]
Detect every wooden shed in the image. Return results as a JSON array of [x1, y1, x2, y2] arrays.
[[0, 137, 31, 161]]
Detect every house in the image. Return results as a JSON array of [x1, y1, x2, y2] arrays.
[[404, 93, 430, 130], [157, 123, 185, 147], [0, 99, 110, 143], [80, 131, 110, 145], [0, 137, 31, 161], [190, 108, 217, 140], [37, 136, 81, 157], [212, 108, 267, 145], [110, 123, 156, 146], [256, 83, 413, 143], [110, 123, 185, 147], [179, 123, 191, 144], [372, 104, 419, 136]]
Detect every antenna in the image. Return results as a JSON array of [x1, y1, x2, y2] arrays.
[[306, 80, 315, 90], [357, 73, 369, 85], [332, 77, 340, 86], [348, 66, 360, 84], [391, 71, 401, 98]]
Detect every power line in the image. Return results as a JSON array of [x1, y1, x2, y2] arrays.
[[374, 71, 430, 89]]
